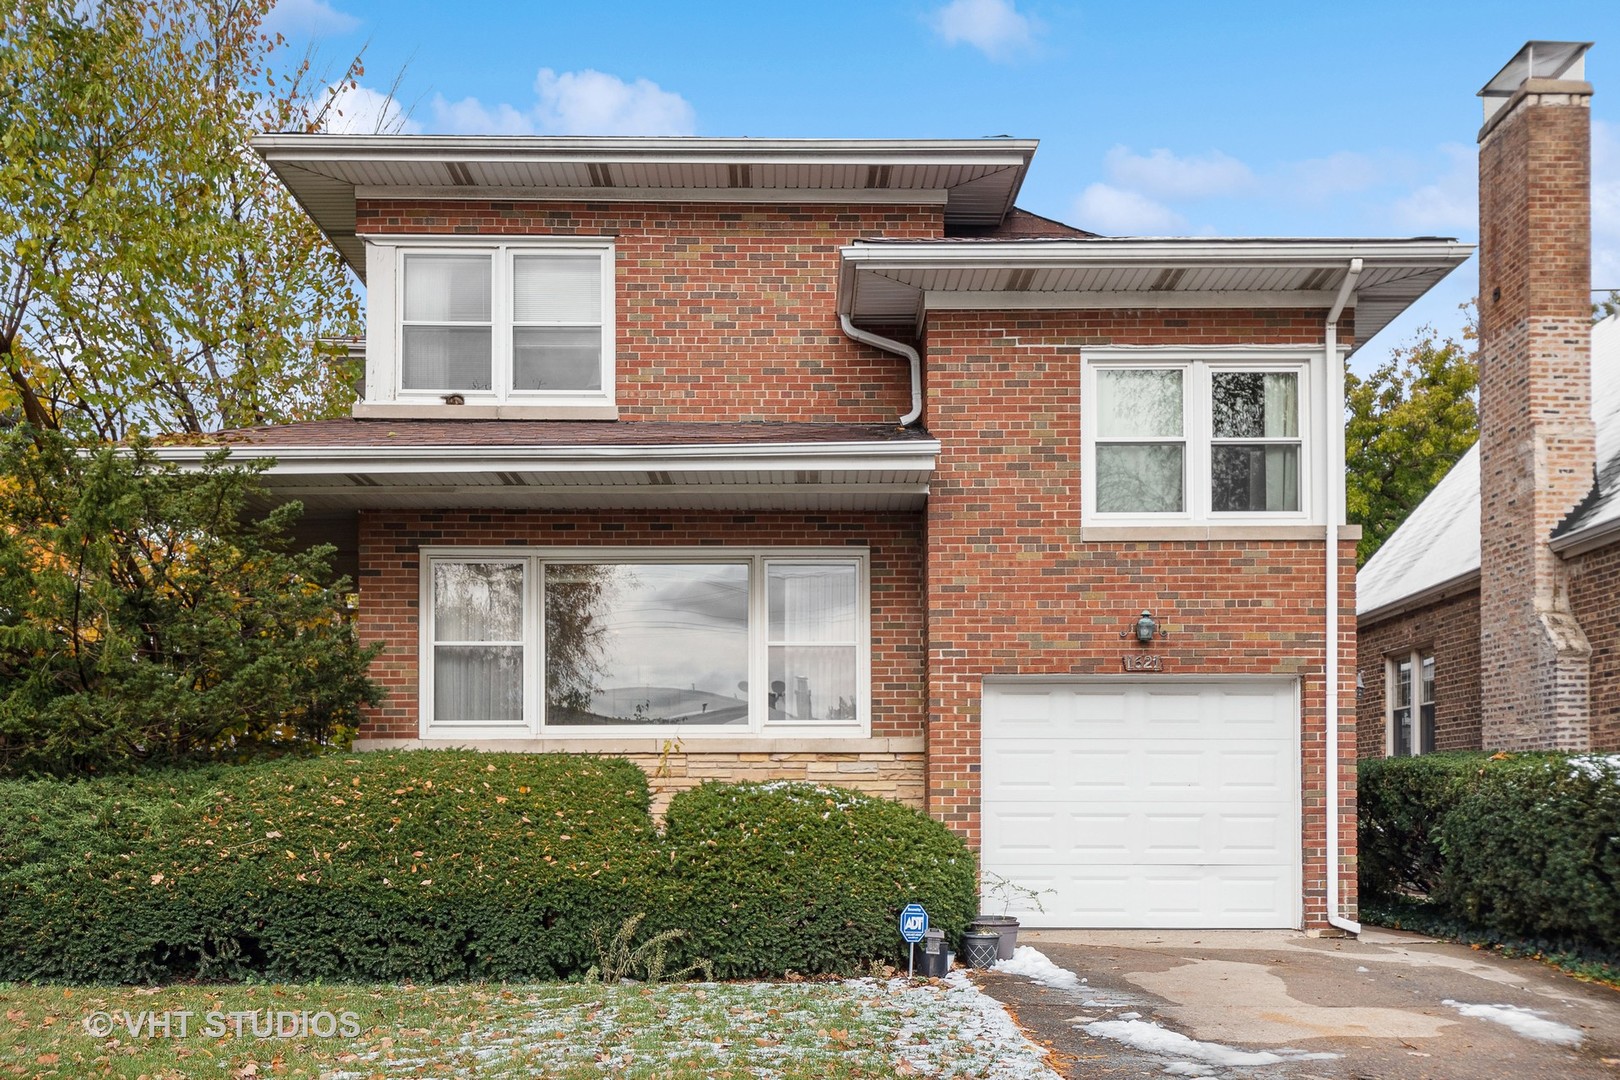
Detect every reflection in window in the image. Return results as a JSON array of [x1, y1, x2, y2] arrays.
[[1210, 372, 1300, 512], [1390, 650, 1436, 756], [544, 563, 750, 726]]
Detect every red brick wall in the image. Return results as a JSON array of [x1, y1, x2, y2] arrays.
[[355, 199, 938, 422], [355, 509, 926, 741], [921, 308, 1359, 927], [1355, 588, 1483, 760], [1566, 542, 1620, 751]]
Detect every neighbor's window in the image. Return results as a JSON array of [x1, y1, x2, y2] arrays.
[[1086, 356, 1310, 521], [1389, 650, 1436, 756], [424, 550, 868, 736], [395, 241, 612, 403]]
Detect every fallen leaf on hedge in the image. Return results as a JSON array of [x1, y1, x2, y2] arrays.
[[265, 831, 281, 839], [150, 872, 165, 885]]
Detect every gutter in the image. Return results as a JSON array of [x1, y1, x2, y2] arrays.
[[1324, 258, 1363, 937], [840, 315, 923, 426], [1355, 568, 1482, 625]]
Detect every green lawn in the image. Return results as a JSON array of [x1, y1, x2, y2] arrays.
[[0, 977, 1056, 1079]]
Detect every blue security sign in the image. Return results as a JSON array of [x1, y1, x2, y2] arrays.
[[899, 903, 929, 943]]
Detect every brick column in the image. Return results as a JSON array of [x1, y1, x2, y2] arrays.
[[1476, 50, 1595, 749]]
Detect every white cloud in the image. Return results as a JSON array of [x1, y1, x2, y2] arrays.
[[930, 0, 1037, 62], [264, 0, 359, 37], [1391, 143, 1477, 232], [532, 68, 695, 136], [321, 83, 420, 135], [1593, 120, 1620, 293], [1102, 146, 1254, 200], [1073, 183, 1185, 235], [425, 69, 695, 136]]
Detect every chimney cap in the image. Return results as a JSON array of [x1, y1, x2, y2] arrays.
[[1479, 40, 1593, 100]]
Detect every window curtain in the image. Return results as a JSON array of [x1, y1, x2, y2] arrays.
[[1262, 373, 1300, 512]]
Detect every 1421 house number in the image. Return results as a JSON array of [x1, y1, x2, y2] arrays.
[[1121, 653, 1165, 672]]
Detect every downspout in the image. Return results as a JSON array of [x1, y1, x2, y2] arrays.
[[1323, 257, 1362, 935], [840, 314, 923, 426]]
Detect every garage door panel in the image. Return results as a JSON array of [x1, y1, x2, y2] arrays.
[[981, 679, 1300, 929], [983, 801, 1294, 865], [988, 862, 1298, 929]]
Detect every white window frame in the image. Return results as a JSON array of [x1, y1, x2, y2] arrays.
[[365, 237, 616, 411], [418, 547, 871, 740], [1081, 346, 1319, 527], [1385, 649, 1436, 757]]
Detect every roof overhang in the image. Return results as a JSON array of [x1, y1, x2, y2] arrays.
[[254, 134, 1038, 278], [838, 237, 1475, 349], [153, 438, 941, 513]]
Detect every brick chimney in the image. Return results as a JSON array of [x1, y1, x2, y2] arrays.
[[1476, 41, 1596, 750]]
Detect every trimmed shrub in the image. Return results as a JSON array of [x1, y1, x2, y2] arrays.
[[1357, 752, 1482, 900], [0, 756, 978, 983], [1438, 754, 1620, 956], [1358, 751, 1620, 959], [657, 781, 977, 979], [0, 751, 655, 983]]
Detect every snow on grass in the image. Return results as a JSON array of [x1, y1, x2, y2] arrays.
[[1442, 999, 1584, 1046], [992, 945, 1085, 991], [1082, 1019, 1340, 1069]]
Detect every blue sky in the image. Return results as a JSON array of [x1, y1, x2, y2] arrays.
[[266, 0, 1619, 373]]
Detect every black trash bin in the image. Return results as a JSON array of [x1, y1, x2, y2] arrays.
[[920, 928, 951, 977]]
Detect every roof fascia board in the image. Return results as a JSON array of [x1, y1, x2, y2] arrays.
[[1549, 513, 1620, 556], [1356, 568, 1481, 624], [150, 440, 942, 474], [253, 134, 1038, 167], [841, 238, 1475, 269]]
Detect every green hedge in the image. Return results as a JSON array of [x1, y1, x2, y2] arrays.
[[657, 781, 978, 979], [1358, 751, 1620, 958], [0, 754, 977, 983], [0, 751, 655, 983]]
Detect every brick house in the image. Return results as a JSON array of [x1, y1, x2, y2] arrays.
[[1358, 42, 1620, 759], [158, 130, 1468, 932]]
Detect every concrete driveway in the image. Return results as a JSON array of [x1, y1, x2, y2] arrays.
[[970, 928, 1620, 1079]]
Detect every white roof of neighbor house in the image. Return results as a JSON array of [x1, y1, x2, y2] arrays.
[[1358, 314, 1620, 619], [1356, 443, 1481, 618]]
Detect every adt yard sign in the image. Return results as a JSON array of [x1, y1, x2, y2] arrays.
[[899, 903, 928, 943]]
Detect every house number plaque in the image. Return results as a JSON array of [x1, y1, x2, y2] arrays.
[[1121, 653, 1165, 672]]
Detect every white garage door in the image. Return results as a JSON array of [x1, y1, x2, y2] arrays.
[[981, 679, 1300, 929]]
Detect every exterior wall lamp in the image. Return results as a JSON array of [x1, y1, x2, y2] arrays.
[[1121, 610, 1167, 644]]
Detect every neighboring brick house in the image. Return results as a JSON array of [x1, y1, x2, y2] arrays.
[[158, 130, 1469, 933], [1358, 42, 1620, 759]]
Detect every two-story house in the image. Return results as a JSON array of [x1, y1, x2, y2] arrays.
[[159, 131, 1469, 932]]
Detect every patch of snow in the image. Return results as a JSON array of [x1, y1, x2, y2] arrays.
[[1119, 1010, 1142, 1020], [1570, 754, 1620, 782], [1356, 965, 1370, 973], [1441, 999, 1584, 1046], [992, 945, 1085, 990], [1084, 1019, 1341, 1067], [1163, 1064, 1215, 1077]]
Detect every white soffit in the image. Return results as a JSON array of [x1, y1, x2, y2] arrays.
[[839, 238, 1474, 350], [254, 135, 1038, 276]]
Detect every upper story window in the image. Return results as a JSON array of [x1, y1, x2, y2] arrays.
[[1083, 349, 1315, 525], [364, 238, 615, 415]]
